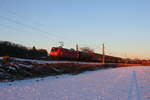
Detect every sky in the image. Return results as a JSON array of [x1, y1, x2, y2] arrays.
[[0, 0, 150, 59]]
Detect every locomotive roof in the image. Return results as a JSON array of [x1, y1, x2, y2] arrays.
[[52, 47, 76, 51]]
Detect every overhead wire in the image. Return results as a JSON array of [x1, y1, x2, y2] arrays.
[[0, 15, 63, 39], [0, 13, 111, 53], [0, 22, 58, 42], [0, 7, 77, 44], [0, 2, 102, 49], [0, 15, 80, 49]]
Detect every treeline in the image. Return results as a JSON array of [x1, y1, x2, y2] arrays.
[[0, 41, 48, 59]]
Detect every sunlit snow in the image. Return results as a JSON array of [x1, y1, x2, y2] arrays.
[[0, 66, 150, 100]]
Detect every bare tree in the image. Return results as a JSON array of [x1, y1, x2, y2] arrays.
[[80, 47, 94, 53]]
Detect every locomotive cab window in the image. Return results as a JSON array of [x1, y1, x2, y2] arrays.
[[52, 48, 58, 51]]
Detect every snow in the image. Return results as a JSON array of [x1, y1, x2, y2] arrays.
[[17, 64, 33, 68], [0, 66, 150, 100], [13, 57, 101, 65]]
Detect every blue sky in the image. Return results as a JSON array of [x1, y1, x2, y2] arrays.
[[0, 0, 150, 59]]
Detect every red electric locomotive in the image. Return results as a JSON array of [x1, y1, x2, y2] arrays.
[[50, 47, 79, 60]]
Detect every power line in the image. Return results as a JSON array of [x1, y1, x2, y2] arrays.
[[0, 23, 58, 42], [0, 8, 77, 43], [1, 0, 100, 50], [0, 6, 102, 49], [0, 15, 59, 38], [0, 15, 58, 41], [0, 23, 27, 33], [0, 15, 76, 45]]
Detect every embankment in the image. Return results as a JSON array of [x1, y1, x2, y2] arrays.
[[0, 57, 143, 82]]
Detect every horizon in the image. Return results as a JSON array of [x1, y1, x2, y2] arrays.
[[0, 0, 150, 59]]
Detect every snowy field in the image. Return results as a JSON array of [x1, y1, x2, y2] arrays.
[[0, 66, 150, 100]]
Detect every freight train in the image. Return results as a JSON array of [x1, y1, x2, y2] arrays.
[[50, 47, 123, 63]]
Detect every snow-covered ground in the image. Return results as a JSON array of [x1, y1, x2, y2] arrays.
[[13, 57, 102, 65], [0, 66, 150, 100]]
